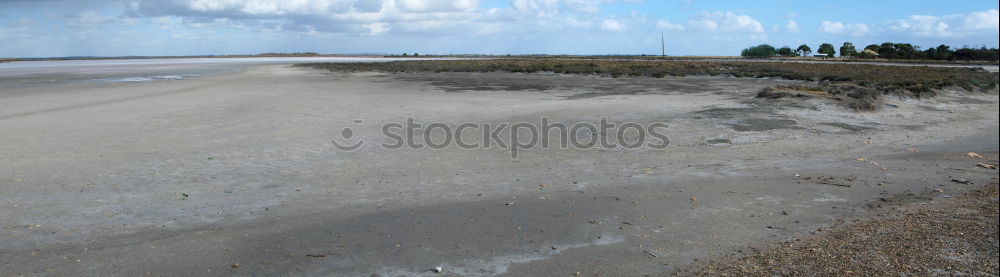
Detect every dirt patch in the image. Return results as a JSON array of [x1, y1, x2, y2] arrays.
[[758, 84, 886, 111], [728, 118, 801, 132], [952, 97, 995, 104], [705, 138, 732, 144], [387, 72, 779, 101], [821, 122, 875, 133], [393, 72, 564, 92], [675, 183, 1000, 276], [692, 107, 774, 119]]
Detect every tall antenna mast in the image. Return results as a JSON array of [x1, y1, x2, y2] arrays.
[[660, 33, 665, 56]]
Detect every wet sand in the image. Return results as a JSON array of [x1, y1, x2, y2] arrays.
[[1, 64, 997, 276]]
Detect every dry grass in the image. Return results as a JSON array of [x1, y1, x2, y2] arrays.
[[758, 84, 884, 111], [300, 59, 999, 111]]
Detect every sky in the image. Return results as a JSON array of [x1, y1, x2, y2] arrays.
[[1, 0, 998, 58]]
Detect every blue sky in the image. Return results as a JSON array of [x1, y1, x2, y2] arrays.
[[1, 0, 997, 57]]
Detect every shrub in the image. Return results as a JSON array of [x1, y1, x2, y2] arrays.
[[776, 46, 797, 57], [856, 49, 878, 59], [741, 44, 777, 58]]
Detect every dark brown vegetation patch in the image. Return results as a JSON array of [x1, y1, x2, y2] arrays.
[[299, 59, 998, 111]]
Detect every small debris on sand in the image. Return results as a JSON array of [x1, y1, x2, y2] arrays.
[[952, 178, 973, 185], [965, 152, 984, 158], [806, 175, 856, 187], [676, 183, 999, 276]]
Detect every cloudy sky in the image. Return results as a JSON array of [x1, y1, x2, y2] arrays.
[[1, 0, 998, 57]]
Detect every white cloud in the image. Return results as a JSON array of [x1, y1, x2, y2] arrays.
[[599, 18, 625, 31], [817, 20, 869, 36], [183, 18, 222, 29], [150, 16, 184, 30], [887, 9, 999, 38], [563, 0, 641, 13], [509, 0, 636, 15], [687, 11, 763, 33], [363, 22, 390, 35], [66, 10, 117, 28], [396, 0, 479, 12], [564, 17, 593, 28], [687, 18, 717, 32], [126, 1, 763, 39], [186, 0, 362, 14], [964, 9, 1000, 31], [656, 20, 684, 31], [184, 0, 479, 15], [0, 18, 35, 41], [136, 0, 491, 36], [785, 19, 799, 33], [510, 0, 563, 16]]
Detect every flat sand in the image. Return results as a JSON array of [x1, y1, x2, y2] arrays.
[[1, 63, 997, 276]]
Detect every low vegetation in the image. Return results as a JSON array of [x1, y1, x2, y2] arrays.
[[300, 59, 998, 111], [758, 84, 883, 111]]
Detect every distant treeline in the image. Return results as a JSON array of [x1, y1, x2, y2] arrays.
[[741, 42, 999, 61], [254, 52, 320, 56]]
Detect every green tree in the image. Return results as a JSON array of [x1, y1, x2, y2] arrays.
[[817, 43, 836, 57], [776, 46, 797, 56], [934, 45, 952, 60], [953, 46, 999, 61], [864, 44, 880, 52], [924, 47, 938, 59], [839, 42, 857, 57], [795, 44, 812, 56], [740, 44, 777, 58], [894, 43, 916, 59], [878, 42, 896, 59]]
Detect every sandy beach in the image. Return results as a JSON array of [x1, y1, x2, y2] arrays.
[[1, 61, 997, 276]]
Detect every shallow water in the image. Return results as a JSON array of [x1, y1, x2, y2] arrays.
[[0, 57, 453, 86]]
